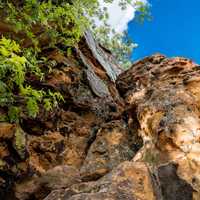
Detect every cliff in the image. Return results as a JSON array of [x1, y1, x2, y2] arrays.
[[0, 31, 199, 200]]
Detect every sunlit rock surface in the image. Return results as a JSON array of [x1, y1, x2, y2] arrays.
[[0, 29, 200, 200], [117, 54, 200, 199]]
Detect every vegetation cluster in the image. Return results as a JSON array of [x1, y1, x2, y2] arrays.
[[0, 0, 149, 122]]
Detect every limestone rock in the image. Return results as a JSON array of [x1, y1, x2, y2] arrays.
[[117, 54, 200, 199], [45, 161, 156, 200], [0, 30, 125, 199], [15, 165, 81, 200], [80, 120, 136, 181], [1, 21, 200, 199]]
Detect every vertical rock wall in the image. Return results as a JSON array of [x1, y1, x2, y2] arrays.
[[0, 31, 142, 200], [0, 27, 200, 199], [117, 54, 200, 200]]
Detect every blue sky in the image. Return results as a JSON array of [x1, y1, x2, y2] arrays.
[[128, 0, 200, 63]]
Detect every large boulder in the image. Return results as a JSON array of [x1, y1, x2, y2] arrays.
[[117, 54, 200, 199], [34, 53, 200, 200], [80, 120, 136, 181], [45, 161, 156, 200], [0, 31, 131, 199]]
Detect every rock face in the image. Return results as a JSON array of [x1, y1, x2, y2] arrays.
[[117, 54, 200, 199], [0, 31, 200, 200], [0, 31, 136, 200], [80, 120, 136, 181], [44, 162, 156, 200]]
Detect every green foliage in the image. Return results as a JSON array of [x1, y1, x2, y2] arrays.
[[0, 37, 64, 122], [92, 0, 150, 68], [1, 0, 99, 49], [134, 1, 152, 23], [1, 0, 149, 68], [94, 27, 137, 69], [0, 0, 150, 122]]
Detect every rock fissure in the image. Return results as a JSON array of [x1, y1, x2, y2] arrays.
[[0, 29, 199, 199]]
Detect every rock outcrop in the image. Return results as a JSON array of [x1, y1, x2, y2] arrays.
[[0, 31, 138, 200], [116, 54, 200, 199], [0, 28, 200, 200]]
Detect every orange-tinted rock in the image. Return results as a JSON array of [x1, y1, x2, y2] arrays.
[[45, 161, 156, 200], [0, 30, 126, 199], [80, 120, 136, 181], [0, 123, 15, 140], [15, 165, 81, 200], [27, 131, 65, 173], [117, 54, 200, 198], [1, 20, 200, 199]]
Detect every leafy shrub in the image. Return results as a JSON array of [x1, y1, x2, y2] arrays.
[[92, 0, 151, 68], [0, 37, 63, 122], [1, 0, 98, 49], [0, 0, 149, 67], [94, 27, 136, 69], [0, 0, 149, 122]]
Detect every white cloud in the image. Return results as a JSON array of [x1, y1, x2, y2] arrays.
[[97, 0, 147, 33]]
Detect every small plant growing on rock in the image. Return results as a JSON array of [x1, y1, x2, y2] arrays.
[[0, 37, 64, 122]]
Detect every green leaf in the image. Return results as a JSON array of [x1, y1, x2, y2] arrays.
[[26, 97, 39, 118]]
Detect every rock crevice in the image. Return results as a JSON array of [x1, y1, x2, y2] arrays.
[[0, 32, 199, 200]]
